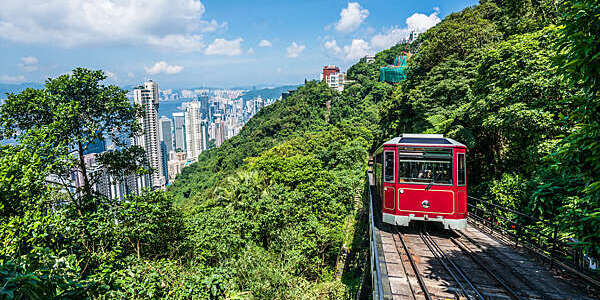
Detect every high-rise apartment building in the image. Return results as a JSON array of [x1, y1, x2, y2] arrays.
[[159, 116, 174, 154], [215, 117, 226, 147], [201, 120, 209, 151], [254, 96, 264, 115], [185, 101, 208, 162], [198, 94, 210, 119], [133, 80, 165, 190], [172, 112, 186, 152], [159, 116, 173, 185]]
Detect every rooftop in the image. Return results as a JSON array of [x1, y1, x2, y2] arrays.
[[384, 134, 466, 147]]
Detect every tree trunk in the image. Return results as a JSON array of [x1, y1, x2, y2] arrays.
[[136, 239, 140, 260], [77, 140, 93, 207]]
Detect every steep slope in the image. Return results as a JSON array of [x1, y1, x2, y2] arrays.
[[167, 80, 375, 297]]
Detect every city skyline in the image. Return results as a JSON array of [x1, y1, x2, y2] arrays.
[[0, 0, 477, 88]]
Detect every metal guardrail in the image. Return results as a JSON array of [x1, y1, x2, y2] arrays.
[[368, 176, 385, 300], [467, 195, 600, 289]]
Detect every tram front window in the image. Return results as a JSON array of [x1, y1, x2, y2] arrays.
[[398, 147, 453, 185]]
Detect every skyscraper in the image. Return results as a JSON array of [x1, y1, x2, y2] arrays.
[[185, 101, 207, 162], [159, 116, 174, 154], [215, 117, 225, 147], [159, 116, 173, 185], [198, 94, 210, 119], [133, 80, 165, 190], [254, 96, 264, 115], [172, 112, 186, 152], [201, 120, 209, 151]]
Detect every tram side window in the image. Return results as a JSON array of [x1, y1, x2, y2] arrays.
[[384, 151, 395, 183], [457, 153, 465, 186], [376, 153, 383, 184]]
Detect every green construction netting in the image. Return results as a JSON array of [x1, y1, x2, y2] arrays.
[[380, 55, 408, 83]]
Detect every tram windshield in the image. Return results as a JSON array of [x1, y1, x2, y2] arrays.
[[397, 147, 453, 185]]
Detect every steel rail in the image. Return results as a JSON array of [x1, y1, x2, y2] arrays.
[[450, 235, 523, 300], [421, 230, 486, 300], [455, 229, 556, 299], [418, 230, 473, 300], [394, 228, 432, 300], [391, 229, 419, 299]]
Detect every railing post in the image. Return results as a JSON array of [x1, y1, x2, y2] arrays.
[[550, 225, 558, 269], [515, 222, 521, 247], [491, 201, 497, 233]]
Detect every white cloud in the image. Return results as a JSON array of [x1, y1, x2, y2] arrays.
[[247, 48, 255, 54], [144, 61, 184, 75], [325, 39, 370, 61], [335, 2, 369, 33], [205, 38, 243, 56], [105, 70, 117, 81], [20, 56, 38, 65], [370, 28, 411, 50], [0, 74, 26, 83], [128, 72, 135, 78], [258, 39, 272, 47], [406, 11, 440, 33], [198, 19, 227, 33], [146, 34, 205, 52], [324, 40, 342, 56], [276, 68, 282, 73], [0, 0, 225, 52], [343, 39, 371, 60], [286, 42, 305, 58], [19, 56, 38, 72], [370, 10, 440, 50]]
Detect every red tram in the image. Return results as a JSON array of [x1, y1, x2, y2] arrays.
[[374, 134, 467, 230]]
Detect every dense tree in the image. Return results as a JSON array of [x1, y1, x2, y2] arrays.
[[0, 68, 145, 213], [549, 0, 600, 256]]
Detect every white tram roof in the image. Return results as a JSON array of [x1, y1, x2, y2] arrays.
[[384, 134, 466, 147]]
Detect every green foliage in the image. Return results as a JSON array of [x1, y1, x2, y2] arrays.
[[0, 248, 96, 299], [98, 259, 226, 300], [548, 0, 600, 256], [411, 2, 502, 75], [0, 143, 50, 218]]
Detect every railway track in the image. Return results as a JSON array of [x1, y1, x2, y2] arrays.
[[388, 224, 593, 300], [391, 227, 432, 300]]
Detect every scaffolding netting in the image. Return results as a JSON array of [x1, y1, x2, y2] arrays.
[[380, 55, 408, 83]]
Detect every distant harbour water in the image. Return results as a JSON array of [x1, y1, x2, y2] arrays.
[[158, 99, 188, 118]]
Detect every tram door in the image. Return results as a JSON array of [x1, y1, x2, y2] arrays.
[[456, 150, 467, 214], [382, 150, 396, 214]]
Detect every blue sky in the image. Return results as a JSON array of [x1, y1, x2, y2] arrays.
[[0, 0, 477, 89]]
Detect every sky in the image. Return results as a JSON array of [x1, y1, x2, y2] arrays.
[[0, 0, 478, 89]]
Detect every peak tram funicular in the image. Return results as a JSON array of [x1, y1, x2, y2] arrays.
[[374, 134, 467, 230]]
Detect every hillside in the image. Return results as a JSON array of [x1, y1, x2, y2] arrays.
[[167, 79, 375, 298]]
